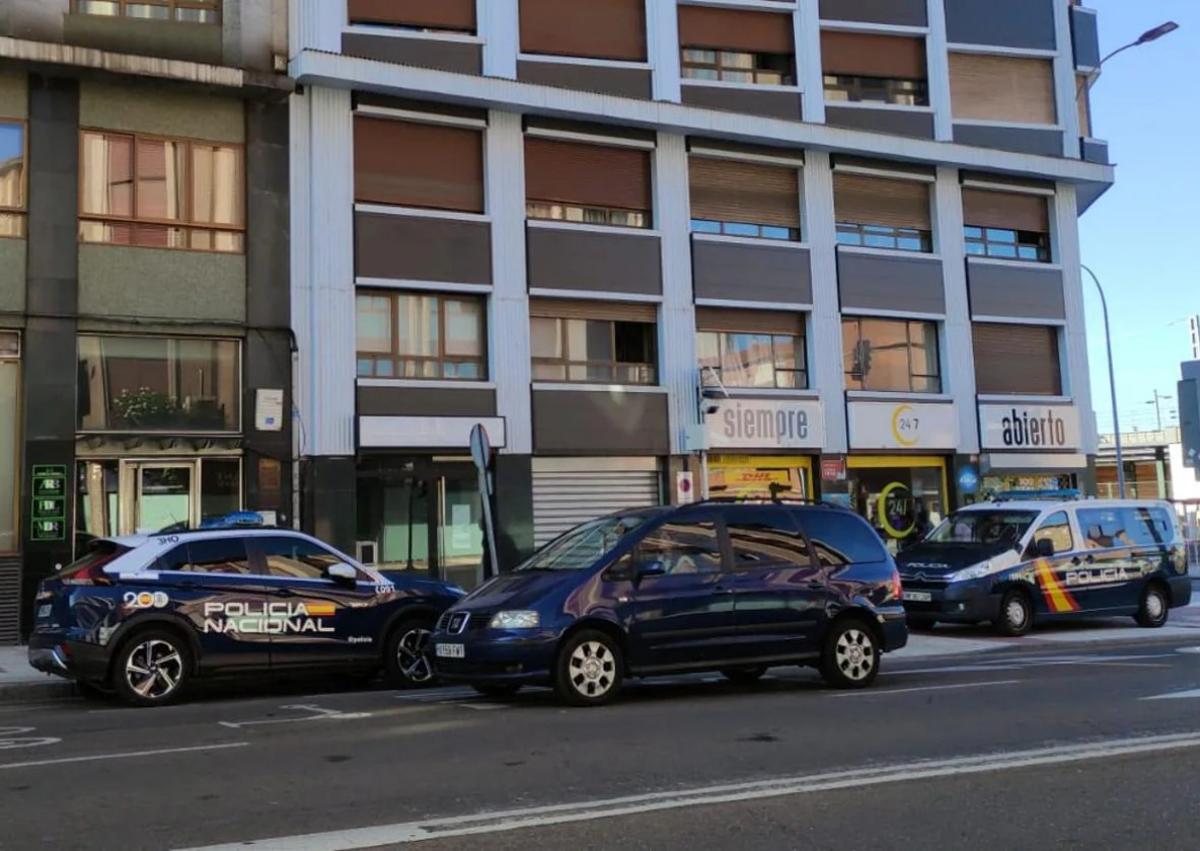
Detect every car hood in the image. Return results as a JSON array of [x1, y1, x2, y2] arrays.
[[897, 541, 1017, 575], [377, 571, 465, 599], [458, 570, 575, 610]]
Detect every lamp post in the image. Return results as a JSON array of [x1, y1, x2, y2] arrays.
[[1146, 389, 1173, 432], [1082, 265, 1124, 497], [1077, 21, 1180, 100]]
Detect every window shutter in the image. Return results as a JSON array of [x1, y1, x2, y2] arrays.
[[525, 138, 652, 213], [348, 0, 476, 32], [833, 173, 931, 230], [962, 189, 1049, 233], [820, 32, 927, 79], [677, 6, 794, 54], [354, 117, 483, 213], [529, 297, 657, 323], [519, 0, 647, 61], [688, 158, 800, 229], [949, 54, 1057, 124], [695, 308, 804, 336], [972, 323, 1062, 395]]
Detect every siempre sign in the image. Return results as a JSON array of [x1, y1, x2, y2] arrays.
[[980, 405, 1080, 450], [705, 399, 824, 449]]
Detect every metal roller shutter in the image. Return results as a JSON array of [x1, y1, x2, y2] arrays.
[[532, 458, 661, 547], [0, 557, 20, 645]]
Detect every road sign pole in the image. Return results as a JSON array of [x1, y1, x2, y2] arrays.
[[470, 424, 501, 581]]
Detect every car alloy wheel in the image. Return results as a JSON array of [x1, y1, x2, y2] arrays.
[[1136, 585, 1168, 628], [124, 638, 184, 701], [834, 628, 876, 683], [996, 589, 1033, 637], [569, 640, 616, 699], [396, 627, 434, 684]]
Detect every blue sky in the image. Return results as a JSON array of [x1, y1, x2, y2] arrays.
[[1081, 0, 1197, 434]]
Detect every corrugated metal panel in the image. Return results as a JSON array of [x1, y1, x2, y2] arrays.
[[532, 463, 661, 546], [0, 557, 21, 646]]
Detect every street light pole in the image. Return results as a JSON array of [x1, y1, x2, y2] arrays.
[[1082, 265, 1124, 497], [1076, 21, 1180, 100]]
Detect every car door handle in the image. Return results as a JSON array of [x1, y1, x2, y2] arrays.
[[272, 588, 296, 598]]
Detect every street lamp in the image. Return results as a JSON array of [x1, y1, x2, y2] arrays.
[[1076, 21, 1179, 99], [1145, 389, 1174, 432], [1082, 264, 1124, 498]]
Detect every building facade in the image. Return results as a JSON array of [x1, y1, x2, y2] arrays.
[[286, 0, 1113, 590], [0, 0, 292, 643]]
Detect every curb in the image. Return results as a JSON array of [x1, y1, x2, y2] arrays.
[[0, 679, 76, 705]]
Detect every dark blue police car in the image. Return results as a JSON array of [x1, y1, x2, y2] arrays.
[[431, 501, 907, 706], [28, 517, 463, 706]]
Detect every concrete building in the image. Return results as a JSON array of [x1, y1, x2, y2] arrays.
[[0, 0, 292, 643], [286, 0, 1113, 589]]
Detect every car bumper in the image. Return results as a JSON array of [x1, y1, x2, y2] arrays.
[[902, 580, 1002, 624], [1168, 575, 1193, 608], [429, 628, 559, 686], [878, 612, 908, 652], [28, 632, 110, 683]]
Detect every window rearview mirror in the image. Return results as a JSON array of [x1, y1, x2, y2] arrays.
[[327, 563, 357, 583], [636, 559, 667, 580]]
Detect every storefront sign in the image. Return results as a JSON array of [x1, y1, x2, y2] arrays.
[[30, 465, 67, 542], [676, 471, 696, 504], [821, 457, 846, 482], [359, 416, 507, 450], [848, 402, 958, 450], [255, 389, 284, 432], [979, 404, 1080, 451], [704, 399, 823, 450]]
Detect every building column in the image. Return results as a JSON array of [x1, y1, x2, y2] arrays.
[[1053, 182, 1096, 455], [1051, 0, 1081, 157], [933, 166, 979, 454], [802, 151, 845, 453], [479, 0, 519, 79], [795, 0, 826, 124], [647, 0, 681, 103], [926, 0, 954, 142], [289, 0, 342, 57]]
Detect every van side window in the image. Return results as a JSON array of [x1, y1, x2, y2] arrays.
[[1077, 509, 1131, 550], [1128, 507, 1174, 547], [638, 522, 723, 575], [174, 538, 255, 574], [1031, 512, 1073, 555], [725, 511, 810, 569], [801, 512, 888, 566]]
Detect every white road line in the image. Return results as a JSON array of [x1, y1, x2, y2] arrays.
[[1142, 688, 1200, 701], [829, 679, 1022, 698], [0, 741, 249, 771], [176, 731, 1200, 851], [219, 705, 372, 729]]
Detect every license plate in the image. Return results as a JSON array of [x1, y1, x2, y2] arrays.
[[36, 604, 51, 619], [435, 643, 465, 659], [903, 591, 932, 603]]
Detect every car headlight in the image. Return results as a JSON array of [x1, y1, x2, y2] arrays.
[[489, 610, 540, 629], [947, 561, 996, 583]]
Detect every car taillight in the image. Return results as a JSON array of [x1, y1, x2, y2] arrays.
[[890, 569, 903, 601], [61, 559, 116, 586]]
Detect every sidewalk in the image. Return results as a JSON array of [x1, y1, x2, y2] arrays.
[[0, 645, 72, 703]]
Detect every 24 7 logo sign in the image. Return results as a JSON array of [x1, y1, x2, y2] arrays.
[[203, 601, 337, 635]]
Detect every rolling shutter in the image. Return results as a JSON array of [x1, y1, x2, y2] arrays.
[[354, 117, 484, 213], [0, 557, 18, 646], [348, 0, 476, 32], [972, 323, 1062, 396], [519, 0, 647, 61], [833, 173, 931, 230], [677, 6, 794, 53], [532, 457, 661, 547], [949, 54, 1057, 124], [525, 138, 652, 213], [962, 189, 1049, 233], [529, 297, 657, 323], [820, 32, 927, 79], [695, 307, 804, 336], [689, 158, 800, 229]]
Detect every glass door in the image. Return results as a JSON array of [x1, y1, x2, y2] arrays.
[[133, 463, 195, 534], [437, 473, 485, 591]]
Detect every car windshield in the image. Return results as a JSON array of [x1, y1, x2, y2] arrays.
[[926, 510, 1039, 546], [518, 513, 654, 571]]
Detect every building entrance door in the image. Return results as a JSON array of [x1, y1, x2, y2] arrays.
[[126, 462, 195, 534]]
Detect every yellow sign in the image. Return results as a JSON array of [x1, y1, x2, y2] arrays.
[[891, 405, 918, 448], [877, 481, 917, 539]]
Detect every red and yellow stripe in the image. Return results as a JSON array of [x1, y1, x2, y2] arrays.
[[1034, 558, 1080, 614], [303, 602, 337, 617]]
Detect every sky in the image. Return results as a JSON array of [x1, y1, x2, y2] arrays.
[[1080, 0, 1198, 435]]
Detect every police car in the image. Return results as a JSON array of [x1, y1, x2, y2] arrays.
[[897, 494, 1191, 635], [28, 514, 463, 706]]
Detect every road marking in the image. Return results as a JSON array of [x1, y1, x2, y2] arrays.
[[1177, 646, 1200, 655], [0, 741, 248, 771], [176, 731, 1200, 851], [0, 726, 60, 751], [219, 704, 371, 730], [1142, 688, 1200, 701], [829, 679, 1021, 698]]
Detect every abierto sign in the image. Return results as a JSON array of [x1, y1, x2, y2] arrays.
[[705, 399, 824, 450], [848, 401, 958, 450], [979, 404, 1080, 450]]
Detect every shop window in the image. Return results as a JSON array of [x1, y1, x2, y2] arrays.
[[79, 131, 243, 253], [848, 461, 946, 553], [0, 331, 18, 553], [972, 323, 1061, 396], [76, 335, 240, 431], [962, 188, 1051, 262], [525, 137, 652, 229], [530, 301, 658, 386], [519, 0, 647, 62], [354, 117, 484, 214], [949, 53, 1056, 125], [355, 291, 486, 380], [697, 309, 807, 391], [834, 172, 932, 253], [821, 31, 928, 106], [73, 0, 221, 24], [678, 6, 795, 86], [843, 318, 941, 393], [689, 157, 800, 241], [0, 121, 25, 238], [348, 0, 475, 34]]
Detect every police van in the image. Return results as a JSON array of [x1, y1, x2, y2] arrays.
[[896, 495, 1191, 635]]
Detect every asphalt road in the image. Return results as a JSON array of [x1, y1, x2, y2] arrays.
[[2, 633, 1200, 850]]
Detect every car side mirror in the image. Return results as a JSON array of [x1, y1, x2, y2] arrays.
[[1033, 538, 1055, 559], [326, 563, 358, 584], [636, 559, 667, 580]]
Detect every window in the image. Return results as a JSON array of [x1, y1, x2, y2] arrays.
[[74, 0, 220, 23], [726, 513, 810, 569], [354, 117, 484, 214], [638, 521, 723, 575], [77, 335, 240, 431], [696, 309, 807, 390], [972, 323, 1061, 396], [1078, 508, 1131, 550], [355, 292, 486, 380], [1130, 508, 1174, 547], [843, 318, 941, 393], [0, 120, 25, 238], [256, 536, 344, 581], [949, 53, 1056, 124], [1031, 512, 1073, 555], [677, 6, 795, 86], [962, 188, 1051, 263], [166, 539, 254, 575], [525, 137, 652, 229], [688, 156, 800, 241], [348, 0, 476, 34], [834, 172, 932, 253], [520, 0, 647, 61], [821, 32, 928, 106], [79, 131, 243, 252], [0, 331, 17, 553], [530, 300, 657, 385], [803, 512, 888, 566]]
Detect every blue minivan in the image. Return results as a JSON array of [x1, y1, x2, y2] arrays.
[[430, 501, 908, 706]]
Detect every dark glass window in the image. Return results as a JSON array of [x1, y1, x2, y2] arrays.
[[74, 0, 221, 24], [836, 222, 931, 253], [803, 512, 888, 566], [531, 317, 657, 385], [1128, 508, 1174, 548], [681, 49, 795, 86], [697, 330, 807, 390], [824, 74, 928, 106], [166, 538, 254, 575], [356, 291, 486, 381], [726, 512, 810, 569], [256, 536, 344, 580], [842, 318, 941, 394], [638, 521, 723, 575], [964, 226, 1050, 262]]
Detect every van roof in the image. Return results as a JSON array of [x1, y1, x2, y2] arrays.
[[959, 498, 1174, 513]]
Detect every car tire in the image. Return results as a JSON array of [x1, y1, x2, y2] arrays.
[[554, 630, 623, 707], [995, 589, 1033, 637], [819, 619, 880, 689], [112, 629, 191, 707], [471, 683, 522, 699], [1135, 583, 1169, 628], [720, 666, 769, 685], [906, 616, 937, 631], [384, 617, 437, 689]]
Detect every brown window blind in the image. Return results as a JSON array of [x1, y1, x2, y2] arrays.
[[962, 188, 1049, 233], [529, 297, 657, 323], [820, 31, 927, 79], [519, 0, 647, 61], [354, 117, 484, 213], [525, 138, 652, 213], [833, 173, 931, 230], [1076, 75, 1092, 137], [949, 54, 1057, 124], [677, 6, 794, 54], [695, 307, 803, 336], [972, 323, 1062, 395], [348, 0, 476, 32], [689, 158, 800, 229]]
